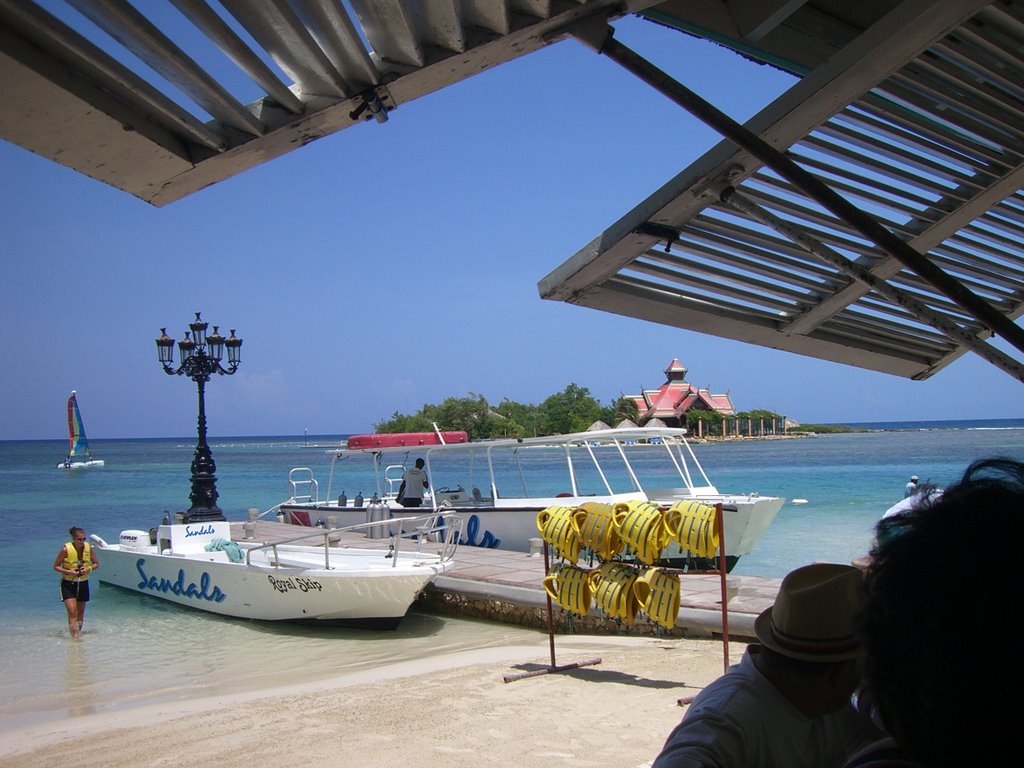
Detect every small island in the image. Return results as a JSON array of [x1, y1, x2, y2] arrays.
[[374, 358, 799, 441]]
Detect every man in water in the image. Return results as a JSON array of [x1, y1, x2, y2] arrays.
[[53, 526, 100, 639], [397, 458, 429, 507]]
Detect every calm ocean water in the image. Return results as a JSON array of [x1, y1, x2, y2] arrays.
[[2, 418, 1023, 732]]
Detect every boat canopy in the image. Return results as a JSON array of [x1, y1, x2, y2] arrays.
[[326, 426, 717, 503]]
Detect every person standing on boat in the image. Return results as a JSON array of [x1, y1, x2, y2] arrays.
[[53, 526, 99, 639], [903, 475, 919, 497], [397, 458, 429, 508]]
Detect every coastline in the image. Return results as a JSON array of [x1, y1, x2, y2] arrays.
[[0, 635, 740, 767]]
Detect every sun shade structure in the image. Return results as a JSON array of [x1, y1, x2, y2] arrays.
[[539, 0, 1024, 381], [0, 0, 648, 207], [3, 2, 1023, 383]]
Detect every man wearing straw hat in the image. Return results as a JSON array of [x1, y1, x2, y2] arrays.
[[653, 563, 879, 768]]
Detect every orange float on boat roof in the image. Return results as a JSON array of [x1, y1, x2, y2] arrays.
[[346, 431, 469, 449]]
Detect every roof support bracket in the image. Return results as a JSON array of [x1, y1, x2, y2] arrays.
[[348, 86, 391, 124], [635, 222, 680, 253]]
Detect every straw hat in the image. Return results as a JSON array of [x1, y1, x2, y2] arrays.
[[754, 563, 865, 663]]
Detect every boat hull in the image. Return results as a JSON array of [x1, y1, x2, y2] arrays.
[[279, 493, 784, 572], [57, 459, 105, 469], [94, 540, 447, 626]]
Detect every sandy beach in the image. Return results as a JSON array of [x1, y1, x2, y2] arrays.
[[0, 635, 740, 767]]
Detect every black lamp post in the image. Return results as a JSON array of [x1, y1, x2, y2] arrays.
[[156, 313, 242, 523]]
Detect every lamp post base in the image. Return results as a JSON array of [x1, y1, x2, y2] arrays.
[[183, 507, 226, 524]]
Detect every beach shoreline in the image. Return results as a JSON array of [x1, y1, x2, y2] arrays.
[[0, 635, 741, 767]]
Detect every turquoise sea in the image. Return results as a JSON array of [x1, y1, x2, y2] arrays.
[[2, 419, 1023, 734]]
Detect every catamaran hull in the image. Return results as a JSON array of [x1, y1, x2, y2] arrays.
[[95, 544, 445, 627], [57, 460, 106, 469], [279, 493, 784, 572]]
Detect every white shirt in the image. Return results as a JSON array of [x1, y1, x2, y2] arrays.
[[401, 467, 428, 499]]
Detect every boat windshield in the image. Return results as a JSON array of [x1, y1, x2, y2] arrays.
[[432, 442, 638, 501]]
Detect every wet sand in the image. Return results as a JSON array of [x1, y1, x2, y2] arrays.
[[0, 635, 740, 767]]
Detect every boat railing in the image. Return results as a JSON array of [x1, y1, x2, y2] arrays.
[[243, 513, 461, 570], [383, 464, 405, 499]]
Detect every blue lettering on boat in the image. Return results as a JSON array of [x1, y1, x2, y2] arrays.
[[135, 558, 227, 603], [460, 514, 501, 549], [184, 524, 217, 538]]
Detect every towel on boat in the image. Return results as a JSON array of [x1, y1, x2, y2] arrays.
[[204, 537, 244, 563]]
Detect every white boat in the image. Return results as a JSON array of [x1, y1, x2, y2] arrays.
[[275, 427, 783, 572], [57, 391, 105, 469], [91, 514, 459, 628]]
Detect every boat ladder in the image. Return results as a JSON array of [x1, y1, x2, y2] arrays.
[[287, 467, 319, 503]]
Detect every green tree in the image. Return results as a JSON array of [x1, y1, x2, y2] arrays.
[[375, 393, 510, 440], [421, 394, 496, 440], [539, 383, 602, 435], [494, 397, 539, 437], [373, 410, 431, 433], [608, 395, 639, 426], [743, 409, 780, 419], [685, 408, 723, 436]]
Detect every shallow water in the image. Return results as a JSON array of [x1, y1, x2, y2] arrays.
[[0, 602, 544, 734]]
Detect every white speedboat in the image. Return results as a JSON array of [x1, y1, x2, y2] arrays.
[[275, 427, 783, 572], [91, 515, 459, 628]]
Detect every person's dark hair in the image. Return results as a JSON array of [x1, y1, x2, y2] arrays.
[[862, 457, 1024, 766], [69, 526, 84, 537], [758, 645, 845, 681]]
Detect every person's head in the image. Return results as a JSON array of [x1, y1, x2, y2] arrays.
[[862, 458, 1023, 765], [910, 475, 918, 483], [754, 563, 865, 714], [69, 526, 86, 542], [415, 458, 425, 468]]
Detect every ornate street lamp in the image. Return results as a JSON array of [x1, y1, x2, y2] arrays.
[[156, 313, 242, 523]]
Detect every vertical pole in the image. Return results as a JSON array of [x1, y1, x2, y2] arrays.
[[716, 503, 730, 673], [187, 371, 223, 521], [544, 544, 556, 669]]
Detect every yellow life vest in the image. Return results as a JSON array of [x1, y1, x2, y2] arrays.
[[62, 541, 92, 581]]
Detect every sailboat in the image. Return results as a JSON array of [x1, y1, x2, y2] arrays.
[[57, 391, 105, 469]]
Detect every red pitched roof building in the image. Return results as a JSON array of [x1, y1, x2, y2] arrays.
[[629, 359, 735, 427]]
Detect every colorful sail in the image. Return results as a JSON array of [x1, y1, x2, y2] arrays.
[[66, 391, 92, 460]]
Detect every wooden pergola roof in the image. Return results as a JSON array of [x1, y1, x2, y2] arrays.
[[540, 0, 1024, 381], [2, 1, 1022, 381]]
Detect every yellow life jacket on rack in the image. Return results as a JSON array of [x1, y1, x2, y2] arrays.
[[62, 541, 92, 581]]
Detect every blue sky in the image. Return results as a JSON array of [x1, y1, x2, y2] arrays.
[[2, 14, 1021, 441]]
